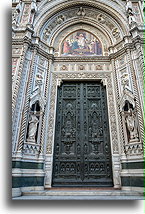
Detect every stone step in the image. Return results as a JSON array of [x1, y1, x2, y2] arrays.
[[13, 195, 144, 200], [22, 190, 143, 197]]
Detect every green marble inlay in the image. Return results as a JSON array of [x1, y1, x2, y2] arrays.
[[121, 162, 144, 169], [12, 176, 44, 188], [12, 161, 44, 169], [121, 176, 144, 187]]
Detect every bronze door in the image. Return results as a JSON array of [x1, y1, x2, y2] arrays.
[[52, 81, 113, 187]]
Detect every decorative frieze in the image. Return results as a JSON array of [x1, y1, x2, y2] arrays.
[[54, 63, 111, 72], [124, 142, 143, 156]]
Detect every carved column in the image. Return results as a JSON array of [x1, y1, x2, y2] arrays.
[[39, 58, 53, 156], [132, 41, 144, 112], [110, 58, 123, 188], [12, 46, 32, 157], [12, 43, 29, 117], [44, 73, 58, 188]]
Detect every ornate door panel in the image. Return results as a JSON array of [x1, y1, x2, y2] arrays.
[[52, 82, 113, 187]]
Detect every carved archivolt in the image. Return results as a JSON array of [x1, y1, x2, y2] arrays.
[[46, 72, 119, 155], [40, 6, 123, 47], [34, 0, 128, 38]]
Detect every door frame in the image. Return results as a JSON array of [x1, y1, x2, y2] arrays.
[[44, 71, 121, 189], [52, 81, 113, 187]]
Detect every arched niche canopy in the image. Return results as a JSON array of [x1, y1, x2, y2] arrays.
[[61, 30, 103, 56]]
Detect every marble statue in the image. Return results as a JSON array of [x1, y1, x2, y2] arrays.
[[126, 108, 139, 142], [27, 114, 39, 142]]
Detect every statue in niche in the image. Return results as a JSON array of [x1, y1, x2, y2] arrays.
[[27, 114, 39, 142], [123, 100, 139, 143], [125, 108, 139, 142], [27, 101, 40, 142]]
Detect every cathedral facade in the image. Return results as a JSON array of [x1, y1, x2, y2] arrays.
[[12, 0, 144, 198]]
